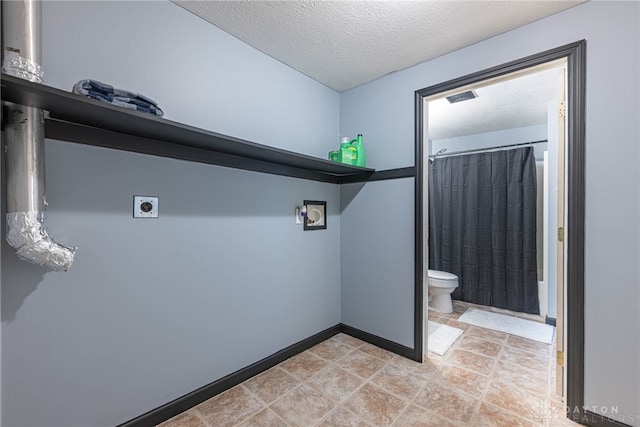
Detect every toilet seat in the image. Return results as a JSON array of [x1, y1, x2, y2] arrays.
[[428, 269, 457, 280]]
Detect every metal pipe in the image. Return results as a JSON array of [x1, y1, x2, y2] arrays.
[[3, 0, 76, 271]]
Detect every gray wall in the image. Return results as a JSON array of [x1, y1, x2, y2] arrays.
[[1, 1, 341, 426], [340, 179, 414, 348], [42, 1, 340, 158], [340, 1, 640, 423]]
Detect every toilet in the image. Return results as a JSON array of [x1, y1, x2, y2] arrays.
[[428, 269, 459, 314]]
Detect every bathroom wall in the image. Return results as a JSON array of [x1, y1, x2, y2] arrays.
[[1, 2, 341, 426], [431, 124, 548, 159], [340, 1, 640, 423]]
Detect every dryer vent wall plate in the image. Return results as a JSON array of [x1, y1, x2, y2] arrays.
[[133, 196, 159, 218]]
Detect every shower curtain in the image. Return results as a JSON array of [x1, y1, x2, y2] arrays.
[[428, 146, 539, 314]]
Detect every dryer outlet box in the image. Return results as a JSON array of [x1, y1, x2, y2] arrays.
[[133, 196, 158, 218]]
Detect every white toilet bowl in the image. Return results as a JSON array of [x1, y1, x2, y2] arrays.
[[428, 269, 459, 314]]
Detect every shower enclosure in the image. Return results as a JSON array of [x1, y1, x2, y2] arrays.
[[428, 146, 540, 314]]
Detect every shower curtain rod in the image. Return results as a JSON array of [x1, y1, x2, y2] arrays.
[[429, 139, 548, 159]]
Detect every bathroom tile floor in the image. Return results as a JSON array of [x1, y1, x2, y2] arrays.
[[158, 302, 580, 427]]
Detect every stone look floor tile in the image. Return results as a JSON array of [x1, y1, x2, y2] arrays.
[[472, 402, 531, 426], [448, 348, 497, 376], [316, 406, 375, 427], [194, 385, 263, 427], [270, 384, 335, 427], [236, 408, 288, 427], [427, 311, 445, 321], [484, 378, 548, 420], [358, 342, 395, 361], [279, 351, 328, 381], [370, 362, 427, 400], [449, 302, 467, 320], [343, 383, 407, 426], [393, 404, 459, 427], [243, 366, 299, 404], [390, 355, 438, 380], [306, 364, 363, 403], [507, 334, 553, 354], [433, 363, 490, 399], [157, 411, 206, 427], [500, 345, 549, 372], [457, 335, 504, 358], [531, 398, 575, 426], [337, 350, 388, 379], [424, 352, 448, 369], [332, 333, 365, 348], [491, 359, 548, 397], [414, 379, 478, 424], [309, 338, 354, 361]]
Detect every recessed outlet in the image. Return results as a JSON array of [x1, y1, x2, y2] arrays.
[[133, 196, 158, 218]]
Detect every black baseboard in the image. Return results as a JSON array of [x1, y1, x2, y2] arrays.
[[117, 323, 416, 427], [573, 410, 634, 427], [546, 316, 557, 326], [341, 324, 416, 360], [117, 324, 342, 427]]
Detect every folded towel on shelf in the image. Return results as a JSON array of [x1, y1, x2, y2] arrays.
[[72, 79, 164, 117]]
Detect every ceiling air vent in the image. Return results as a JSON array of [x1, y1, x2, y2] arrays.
[[446, 90, 478, 104]]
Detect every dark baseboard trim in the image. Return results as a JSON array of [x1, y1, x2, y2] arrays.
[[574, 410, 634, 427], [545, 316, 557, 326], [117, 324, 341, 427], [340, 324, 416, 360], [118, 323, 415, 427], [340, 166, 415, 183]]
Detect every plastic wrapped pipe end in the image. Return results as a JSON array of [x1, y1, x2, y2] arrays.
[[6, 212, 76, 272]]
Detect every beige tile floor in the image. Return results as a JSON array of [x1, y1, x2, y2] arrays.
[[158, 302, 580, 427]]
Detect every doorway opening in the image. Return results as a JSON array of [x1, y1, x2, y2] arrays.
[[414, 41, 585, 423]]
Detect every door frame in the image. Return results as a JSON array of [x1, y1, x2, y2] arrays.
[[413, 40, 586, 421]]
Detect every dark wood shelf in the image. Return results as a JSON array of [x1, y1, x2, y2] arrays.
[[1, 74, 374, 183]]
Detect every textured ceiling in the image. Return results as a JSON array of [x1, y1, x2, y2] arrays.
[[429, 66, 561, 140], [173, 0, 584, 92]]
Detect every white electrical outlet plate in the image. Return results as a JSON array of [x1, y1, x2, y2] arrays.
[[133, 196, 158, 218]]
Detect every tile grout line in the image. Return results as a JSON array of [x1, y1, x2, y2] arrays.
[[308, 346, 394, 427], [284, 336, 369, 427], [438, 303, 554, 426], [467, 335, 508, 425], [162, 314, 561, 427]]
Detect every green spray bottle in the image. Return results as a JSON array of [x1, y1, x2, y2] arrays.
[[350, 134, 366, 167]]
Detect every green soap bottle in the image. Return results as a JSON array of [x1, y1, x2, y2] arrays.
[[339, 137, 357, 165], [350, 134, 366, 167]]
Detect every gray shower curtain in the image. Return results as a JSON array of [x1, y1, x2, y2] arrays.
[[428, 146, 539, 314]]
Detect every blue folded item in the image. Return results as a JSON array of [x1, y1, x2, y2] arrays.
[[72, 79, 164, 117]]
